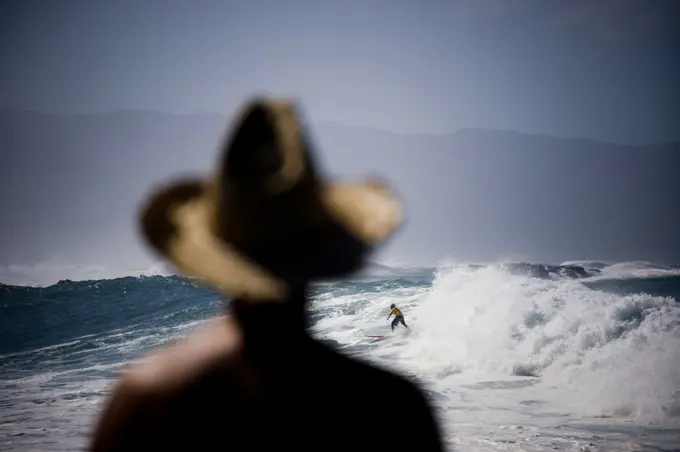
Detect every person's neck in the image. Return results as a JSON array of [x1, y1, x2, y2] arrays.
[[231, 286, 311, 359]]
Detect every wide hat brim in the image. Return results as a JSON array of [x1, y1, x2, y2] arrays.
[[139, 99, 405, 301]]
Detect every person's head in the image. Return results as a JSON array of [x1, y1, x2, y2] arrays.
[[138, 98, 404, 324], [390, 304, 396, 309]]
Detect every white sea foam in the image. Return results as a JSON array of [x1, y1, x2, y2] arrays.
[[586, 261, 680, 281], [312, 263, 680, 450]]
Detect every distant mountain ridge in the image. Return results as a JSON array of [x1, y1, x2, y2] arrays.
[[1, 108, 679, 268], [3, 107, 678, 147]]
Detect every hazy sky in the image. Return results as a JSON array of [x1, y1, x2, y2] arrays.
[[2, 0, 678, 144], [1, 0, 679, 284]]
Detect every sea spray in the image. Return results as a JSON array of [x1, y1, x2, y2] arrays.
[[366, 265, 680, 424]]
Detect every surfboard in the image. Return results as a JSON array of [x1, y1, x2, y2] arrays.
[[365, 335, 389, 343]]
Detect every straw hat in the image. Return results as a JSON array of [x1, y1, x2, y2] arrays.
[[139, 98, 404, 301]]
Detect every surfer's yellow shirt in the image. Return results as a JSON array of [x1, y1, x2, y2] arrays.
[[391, 307, 403, 317]]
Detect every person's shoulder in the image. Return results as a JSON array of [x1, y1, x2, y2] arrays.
[[369, 367, 444, 449], [117, 316, 243, 396], [89, 317, 244, 451], [331, 353, 445, 450], [332, 349, 425, 398]]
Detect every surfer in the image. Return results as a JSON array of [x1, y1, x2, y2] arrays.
[[387, 303, 409, 331], [89, 98, 444, 452]]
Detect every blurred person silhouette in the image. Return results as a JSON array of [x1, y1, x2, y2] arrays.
[[89, 98, 445, 452]]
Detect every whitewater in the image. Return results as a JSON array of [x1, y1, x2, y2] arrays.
[[1, 261, 679, 451]]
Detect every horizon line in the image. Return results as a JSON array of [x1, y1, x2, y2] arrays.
[[1, 107, 678, 147]]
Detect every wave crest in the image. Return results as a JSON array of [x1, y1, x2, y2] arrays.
[[396, 265, 680, 423]]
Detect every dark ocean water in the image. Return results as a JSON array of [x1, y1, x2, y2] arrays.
[[2, 262, 679, 451]]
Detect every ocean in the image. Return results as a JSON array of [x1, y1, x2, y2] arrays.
[[1, 261, 679, 451]]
